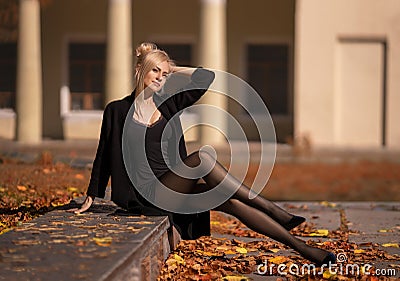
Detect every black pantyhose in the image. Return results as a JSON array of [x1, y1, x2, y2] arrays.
[[157, 150, 335, 266], [159, 150, 304, 229]]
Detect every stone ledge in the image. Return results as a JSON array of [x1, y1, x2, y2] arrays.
[[0, 198, 171, 281]]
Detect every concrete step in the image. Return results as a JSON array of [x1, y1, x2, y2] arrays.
[[0, 197, 171, 281]]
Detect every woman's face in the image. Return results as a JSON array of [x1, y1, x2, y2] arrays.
[[143, 60, 170, 92]]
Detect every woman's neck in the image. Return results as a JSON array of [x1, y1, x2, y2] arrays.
[[143, 88, 154, 100]]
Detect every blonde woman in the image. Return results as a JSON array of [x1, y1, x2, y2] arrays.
[[70, 43, 335, 266]]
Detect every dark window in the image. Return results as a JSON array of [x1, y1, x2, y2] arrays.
[[0, 42, 17, 109], [69, 43, 105, 110], [156, 43, 192, 66], [247, 44, 289, 115]]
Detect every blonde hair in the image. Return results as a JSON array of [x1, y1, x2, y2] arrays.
[[134, 42, 174, 96]]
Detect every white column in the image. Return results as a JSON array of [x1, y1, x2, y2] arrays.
[[198, 0, 228, 145], [105, 0, 133, 104], [16, 0, 42, 143]]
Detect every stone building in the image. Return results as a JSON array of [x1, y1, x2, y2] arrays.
[[0, 0, 399, 148]]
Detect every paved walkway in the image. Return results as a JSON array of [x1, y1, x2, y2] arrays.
[[0, 197, 171, 281], [1, 199, 398, 280], [242, 201, 400, 280]]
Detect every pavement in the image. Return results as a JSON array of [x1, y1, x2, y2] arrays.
[[0, 197, 171, 281], [0, 139, 399, 279], [1, 199, 399, 280], [241, 201, 400, 280]]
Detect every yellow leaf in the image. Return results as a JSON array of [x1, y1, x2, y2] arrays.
[[0, 228, 11, 236], [236, 247, 247, 254], [172, 253, 185, 265], [92, 237, 112, 247], [0, 187, 6, 192], [204, 251, 217, 256], [51, 202, 65, 207], [195, 250, 222, 257], [246, 247, 258, 252], [382, 243, 399, 248], [224, 250, 237, 255], [127, 226, 144, 233], [268, 256, 288, 264], [269, 248, 280, 253], [17, 185, 27, 191], [216, 246, 237, 255], [354, 249, 365, 254], [320, 201, 337, 208], [222, 276, 250, 281], [216, 246, 229, 251], [210, 221, 220, 225], [67, 187, 78, 193], [308, 229, 329, 237], [127, 221, 154, 225], [360, 264, 375, 275], [378, 229, 388, 233], [322, 269, 336, 279]]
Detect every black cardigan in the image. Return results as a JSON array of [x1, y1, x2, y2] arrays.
[[87, 68, 215, 239]]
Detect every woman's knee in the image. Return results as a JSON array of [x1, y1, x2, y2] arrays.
[[200, 148, 217, 162], [186, 149, 216, 173], [188, 149, 215, 163]]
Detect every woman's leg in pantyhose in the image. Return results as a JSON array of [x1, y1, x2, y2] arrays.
[[158, 173, 334, 265], [159, 150, 304, 230], [215, 199, 335, 266], [157, 150, 335, 265]]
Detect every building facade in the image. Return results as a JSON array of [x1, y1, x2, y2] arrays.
[[0, 0, 399, 148]]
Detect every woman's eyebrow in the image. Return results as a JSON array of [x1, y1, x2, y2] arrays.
[[156, 65, 169, 74], [155, 66, 161, 71]]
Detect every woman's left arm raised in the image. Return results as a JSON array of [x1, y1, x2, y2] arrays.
[[172, 66, 197, 75], [169, 66, 215, 111]]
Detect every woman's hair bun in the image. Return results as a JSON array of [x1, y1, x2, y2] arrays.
[[135, 42, 158, 58]]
